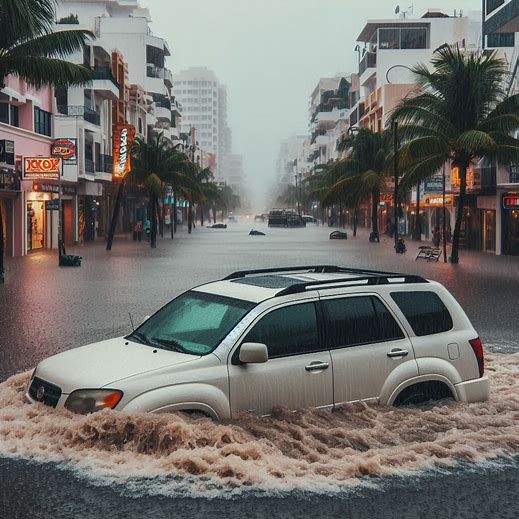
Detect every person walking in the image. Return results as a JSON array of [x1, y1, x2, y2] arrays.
[[432, 226, 441, 248], [134, 221, 143, 242]]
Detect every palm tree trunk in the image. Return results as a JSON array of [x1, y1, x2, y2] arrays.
[[150, 194, 157, 249], [371, 190, 380, 242], [450, 165, 467, 264], [200, 205, 204, 227], [212, 207, 216, 224], [353, 203, 358, 237], [413, 183, 422, 240], [173, 193, 177, 234], [188, 202, 192, 234], [0, 203, 5, 283], [106, 179, 125, 251]]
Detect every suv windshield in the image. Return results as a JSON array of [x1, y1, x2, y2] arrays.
[[128, 291, 255, 355]]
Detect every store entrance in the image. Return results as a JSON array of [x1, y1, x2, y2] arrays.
[[27, 200, 45, 251], [481, 210, 496, 253], [503, 209, 519, 256]]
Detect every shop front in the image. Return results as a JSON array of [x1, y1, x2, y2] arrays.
[[477, 196, 497, 253], [502, 193, 519, 256]]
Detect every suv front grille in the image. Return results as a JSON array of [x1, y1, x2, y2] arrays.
[[28, 377, 62, 408]]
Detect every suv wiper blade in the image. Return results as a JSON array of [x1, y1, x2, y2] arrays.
[[128, 331, 151, 345], [151, 337, 192, 354]]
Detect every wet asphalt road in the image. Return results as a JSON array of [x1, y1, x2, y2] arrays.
[[0, 221, 518, 518]]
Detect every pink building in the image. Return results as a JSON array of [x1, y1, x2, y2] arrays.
[[0, 78, 60, 257]]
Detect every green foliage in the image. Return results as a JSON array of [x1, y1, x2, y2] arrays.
[[0, 0, 93, 88], [58, 13, 79, 24]]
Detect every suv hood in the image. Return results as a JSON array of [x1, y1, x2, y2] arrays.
[[34, 337, 199, 394]]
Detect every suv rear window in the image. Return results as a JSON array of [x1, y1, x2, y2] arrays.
[[390, 291, 453, 336]]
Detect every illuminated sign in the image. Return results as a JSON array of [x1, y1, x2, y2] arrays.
[[23, 157, 62, 180], [424, 195, 454, 207], [112, 124, 136, 179], [51, 138, 77, 163], [503, 193, 519, 210]]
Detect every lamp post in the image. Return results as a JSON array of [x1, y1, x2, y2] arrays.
[[392, 120, 400, 252]]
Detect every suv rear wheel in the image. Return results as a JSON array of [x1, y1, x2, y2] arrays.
[[394, 381, 453, 406]]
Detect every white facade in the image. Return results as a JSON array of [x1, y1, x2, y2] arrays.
[[172, 67, 229, 176]]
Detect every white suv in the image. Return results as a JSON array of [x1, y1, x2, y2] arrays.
[[26, 266, 489, 418]]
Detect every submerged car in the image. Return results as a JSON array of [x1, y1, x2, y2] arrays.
[[26, 266, 489, 419]]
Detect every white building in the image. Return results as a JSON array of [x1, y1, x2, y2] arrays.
[[172, 67, 230, 176], [226, 154, 244, 194]]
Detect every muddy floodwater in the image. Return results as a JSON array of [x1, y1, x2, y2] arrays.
[[1, 226, 519, 517], [1, 353, 517, 501]]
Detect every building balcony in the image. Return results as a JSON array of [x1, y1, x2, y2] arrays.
[[90, 66, 120, 100], [359, 51, 377, 86], [57, 105, 101, 126], [154, 104, 171, 122]]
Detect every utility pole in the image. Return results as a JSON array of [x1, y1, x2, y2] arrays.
[[393, 120, 399, 251], [442, 162, 448, 263]]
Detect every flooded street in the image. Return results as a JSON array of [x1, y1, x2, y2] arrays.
[[1, 223, 519, 517]]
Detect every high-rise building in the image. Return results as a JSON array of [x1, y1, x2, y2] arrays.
[[172, 67, 229, 176], [483, 0, 518, 49]]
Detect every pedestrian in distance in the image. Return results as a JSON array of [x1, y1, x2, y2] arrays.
[[143, 218, 151, 242], [432, 226, 441, 248], [134, 221, 143, 242]]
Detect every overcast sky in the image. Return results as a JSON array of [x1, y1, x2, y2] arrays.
[[142, 0, 480, 208]]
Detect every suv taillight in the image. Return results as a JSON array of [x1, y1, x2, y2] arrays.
[[469, 337, 484, 378]]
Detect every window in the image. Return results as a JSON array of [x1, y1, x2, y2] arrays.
[[401, 28, 427, 49], [34, 107, 51, 136], [390, 291, 453, 336], [487, 32, 515, 47], [322, 296, 404, 348], [486, 0, 505, 15], [243, 303, 320, 358], [0, 103, 8, 124], [379, 28, 400, 49]]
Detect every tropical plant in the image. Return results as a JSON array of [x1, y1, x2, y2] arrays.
[[129, 133, 194, 248], [321, 129, 390, 240], [390, 45, 519, 263], [0, 0, 93, 88]]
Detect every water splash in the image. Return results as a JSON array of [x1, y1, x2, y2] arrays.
[[0, 353, 518, 497]]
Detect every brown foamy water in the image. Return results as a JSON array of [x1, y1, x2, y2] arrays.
[[0, 353, 518, 496]]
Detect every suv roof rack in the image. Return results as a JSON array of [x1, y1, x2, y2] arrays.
[[223, 266, 427, 295]]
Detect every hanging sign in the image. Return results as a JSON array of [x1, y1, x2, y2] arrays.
[[424, 195, 454, 207], [112, 124, 136, 180], [23, 157, 62, 180], [51, 138, 77, 164]]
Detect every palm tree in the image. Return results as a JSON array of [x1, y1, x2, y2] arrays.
[[0, 0, 93, 88], [390, 45, 519, 263], [321, 129, 390, 240], [0, 0, 93, 281], [129, 133, 193, 248]]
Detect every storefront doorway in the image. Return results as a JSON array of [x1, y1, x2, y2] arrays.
[[503, 209, 519, 256], [481, 210, 496, 253], [27, 200, 45, 251]]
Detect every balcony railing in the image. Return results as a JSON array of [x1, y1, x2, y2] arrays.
[[0, 169, 20, 191], [57, 105, 101, 126], [359, 51, 377, 76], [91, 66, 120, 90]]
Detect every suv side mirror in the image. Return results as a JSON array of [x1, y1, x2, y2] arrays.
[[239, 342, 268, 364]]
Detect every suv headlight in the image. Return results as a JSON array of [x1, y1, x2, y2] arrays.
[[64, 389, 123, 414]]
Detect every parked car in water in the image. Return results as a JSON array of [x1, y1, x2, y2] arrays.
[[26, 266, 489, 419], [254, 214, 266, 222], [301, 215, 318, 224]]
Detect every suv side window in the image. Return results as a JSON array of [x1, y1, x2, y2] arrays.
[[390, 291, 453, 336], [242, 302, 320, 358], [322, 296, 404, 348]]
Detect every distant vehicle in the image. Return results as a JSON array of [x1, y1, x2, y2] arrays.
[[268, 209, 288, 227], [302, 215, 317, 224], [227, 213, 237, 222], [26, 266, 489, 419], [268, 209, 305, 227], [254, 214, 265, 222]]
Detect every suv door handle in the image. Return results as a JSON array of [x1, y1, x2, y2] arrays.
[[387, 349, 409, 358], [305, 361, 330, 372]]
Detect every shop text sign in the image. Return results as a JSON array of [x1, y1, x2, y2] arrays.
[[424, 195, 454, 207], [51, 138, 77, 164], [112, 124, 136, 180], [503, 194, 519, 210], [23, 157, 62, 180]]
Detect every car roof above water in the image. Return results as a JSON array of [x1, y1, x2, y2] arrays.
[[191, 266, 431, 304]]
